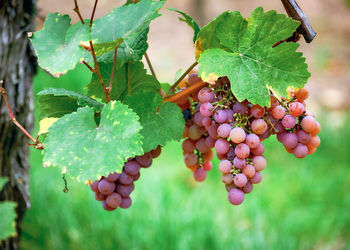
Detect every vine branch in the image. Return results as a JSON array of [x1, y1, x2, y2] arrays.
[[73, 0, 85, 24], [144, 52, 157, 79], [163, 80, 207, 104], [169, 61, 198, 93]]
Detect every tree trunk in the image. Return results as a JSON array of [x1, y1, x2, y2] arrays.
[[0, 1, 36, 249]]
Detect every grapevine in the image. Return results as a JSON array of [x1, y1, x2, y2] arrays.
[[0, 0, 321, 213]]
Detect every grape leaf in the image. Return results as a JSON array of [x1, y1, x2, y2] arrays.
[[30, 13, 90, 77], [168, 8, 200, 43], [0, 202, 17, 241], [95, 27, 149, 66], [43, 101, 143, 181], [91, 0, 164, 56], [125, 91, 185, 152], [38, 88, 104, 119], [86, 61, 160, 102], [198, 7, 311, 107]]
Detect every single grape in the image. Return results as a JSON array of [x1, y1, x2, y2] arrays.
[[251, 143, 265, 156], [151, 145, 161, 158], [259, 130, 271, 141], [196, 138, 210, 153], [217, 123, 232, 138], [214, 138, 230, 155], [94, 191, 105, 201], [222, 173, 234, 184], [124, 161, 141, 176], [200, 102, 214, 117], [188, 124, 202, 140], [219, 159, 232, 174], [133, 172, 140, 182], [297, 130, 312, 144], [184, 153, 198, 167], [230, 127, 246, 143], [136, 152, 153, 168], [252, 156, 266, 171], [228, 188, 245, 205], [308, 135, 320, 148], [295, 88, 309, 101], [282, 115, 297, 129], [274, 122, 286, 134], [106, 172, 120, 182], [282, 133, 298, 149], [214, 110, 227, 123], [293, 143, 308, 158], [301, 116, 317, 133], [120, 197, 132, 209], [98, 179, 116, 195], [182, 139, 196, 153], [116, 183, 134, 198], [271, 105, 286, 120], [225, 183, 237, 192], [193, 112, 204, 127], [277, 131, 287, 143], [208, 124, 219, 139], [233, 156, 246, 169], [198, 87, 215, 103], [217, 153, 227, 160], [188, 73, 201, 86], [203, 150, 214, 161], [202, 116, 212, 127], [235, 143, 250, 159], [226, 148, 236, 161], [249, 172, 262, 184], [193, 168, 207, 182], [118, 171, 133, 185], [106, 192, 122, 209], [289, 102, 305, 117], [203, 161, 213, 171], [242, 164, 255, 178], [242, 182, 253, 194], [225, 109, 235, 123], [102, 200, 116, 211], [234, 173, 248, 187], [311, 121, 321, 136], [90, 180, 99, 192], [251, 105, 265, 118], [205, 137, 216, 148], [245, 134, 260, 149], [251, 119, 267, 135]]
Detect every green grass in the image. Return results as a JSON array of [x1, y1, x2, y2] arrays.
[[20, 67, 350, 250]]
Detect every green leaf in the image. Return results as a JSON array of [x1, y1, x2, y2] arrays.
[[198, 7, 311, 107], [91, 0, 164, 56], [0, 202, 17, 241], [125, 91, 185, 152], [38, 88, 104, 119], [86, 61, 160, 102], [30, 13, 90, 77], [0, 177, 8, 191], [168, 8, 200, 43], [43, 101, 143, 181], [160, 83, 171, 94], [95, 27, 149, 66]]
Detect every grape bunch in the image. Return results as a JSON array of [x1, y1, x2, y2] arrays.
[[179, 71, 321, 206], [89, 146, 161, 211]]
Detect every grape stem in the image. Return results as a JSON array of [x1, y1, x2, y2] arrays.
[[144, 52, 157, 79], [169, 61, 198, 93], [0, 81, 43, 150], [73, 0, 85, 24], [163, 80, 207, 104]]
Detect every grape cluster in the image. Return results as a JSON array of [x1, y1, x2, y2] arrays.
[[89, 146, 161, 211], [180, 72, 321, 206]]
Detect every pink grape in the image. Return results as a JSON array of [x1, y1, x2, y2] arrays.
[[282, 115, 297, 129], [259, 130, 270, 141], [124, 161, 141, 176], [226, 148, 236, 161], [228, 188, 245, 205], [106, 192, 122, 209], [106, 172, 120, 182], [251, 119, 267, 135], [232, 102, 248, 115], [230, 127, 246, 143], [198, 87, 215, 103], [271, 105, 286, 120], [298, 130, 312, 144], [215, 138, 230, 154], [182, 139, 196, 153], [251, 143, 265, 156], [250, 172, 262, 184], [214, 110, 227, 123], [118, 171, 133, 185], [120, 197, 132, 209], [94, 191, 105, 201], [245, 134, 260, 149], [193, 168, 207, 182], [289, 102, 305, 117], [242, 182, 253, 194], [217, 123, 232, 138], [184, 153, 198, 167], [200, 102, 213, 117], [277, 131, 287, 143], [98, 179, 116, 195], [196, 138, 210, 153], [274, 122, 285, 134], [225, 109, 234, 123], [225, 183, 237, 192], [251, 105, 265, 118], [203, 161, 213, 171], [293, 143, 308, 158], [234, 173, 248, 187], [193, 112, 204, 127], [234, 143, 250, 159], [222, 173, 234, 184], [188, 73, 201, 85], [308, 136, 320, 148], [205, 137, 216, 148], [301, 116, 317, 133], [282, 133, 298, 149], [208, 124, 219, 139], [116, 184, 134, 198], [90, 181, 99, 192], [219, 160, 232, 174], [242, 164, 255, 178], [252, 156, 266, 171], [102, 200, 115, 211], [136, 152, 152, 168], [233, 157, 246, 169], [202, 117, 212, 127]]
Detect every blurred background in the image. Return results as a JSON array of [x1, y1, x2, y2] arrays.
[[21, 0, 350, 249]]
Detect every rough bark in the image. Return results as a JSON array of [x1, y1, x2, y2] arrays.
[[0, 1, 36, 249]]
